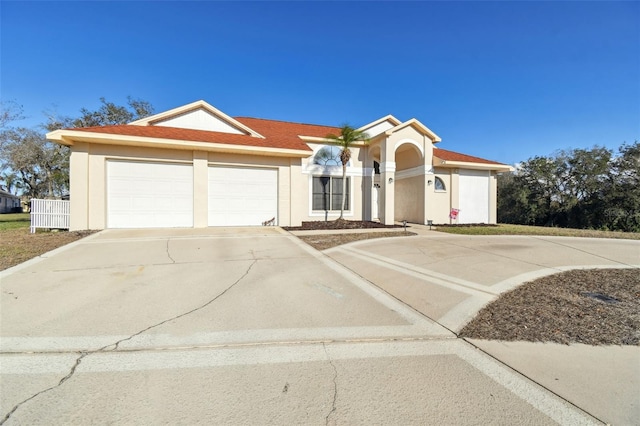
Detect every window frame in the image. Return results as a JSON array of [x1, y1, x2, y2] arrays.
[[434, 176, 446, 192], [309, 175, 353, 216]]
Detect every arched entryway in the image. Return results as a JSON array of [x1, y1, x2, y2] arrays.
[[393, 141, 425, 224]]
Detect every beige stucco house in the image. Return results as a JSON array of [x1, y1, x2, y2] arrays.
[[46, 100, 512, 230]]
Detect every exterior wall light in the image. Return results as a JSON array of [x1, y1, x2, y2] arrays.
[[427, 180, 433, 186], [388, 177, 394, 184]]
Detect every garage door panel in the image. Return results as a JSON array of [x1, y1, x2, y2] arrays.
[[208, 166, 277, 226], [108, 161, 193, 228], [459, 170, 489, 224]]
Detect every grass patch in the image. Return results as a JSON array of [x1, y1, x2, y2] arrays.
[[0, 227, 96, 270], [0, 213, 30, 230], [1, 213, 98, 270], [435, 223, 640, 240]]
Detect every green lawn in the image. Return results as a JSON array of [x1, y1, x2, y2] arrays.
[[435, 223, 640, 240], [0, 213, 30, 230]]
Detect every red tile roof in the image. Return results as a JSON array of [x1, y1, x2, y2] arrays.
[[235, 117, 340, 140], [434, 148, 506, 165], [66, 118, 343, 152], [65, 118, 506, 166]]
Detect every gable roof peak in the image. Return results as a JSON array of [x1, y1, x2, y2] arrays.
[[385, 118, 442, 143], [128, 100, 264, 138]]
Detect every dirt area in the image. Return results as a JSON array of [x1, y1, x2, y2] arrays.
[[459, 268, 640, 345], [283, 219, 402, 230], [284, 219, 414, 250], [297, 231, 416, 251], [0, 228, 96, 271]]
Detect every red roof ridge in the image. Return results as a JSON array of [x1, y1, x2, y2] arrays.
[[434, 147, 507, 165], [235, 116, 339, 130]]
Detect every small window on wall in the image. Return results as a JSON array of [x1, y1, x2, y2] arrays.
[[312, 176, 350, 211], [434, 177, 446, 191]]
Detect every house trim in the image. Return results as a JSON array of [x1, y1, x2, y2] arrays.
[[395, 165, 435, 181], [48, 130, 311, 158], [433, 156, 513, 172]]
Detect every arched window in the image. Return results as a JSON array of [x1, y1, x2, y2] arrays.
[[313, 145, 342, 166], [434, 177, 446, 191]]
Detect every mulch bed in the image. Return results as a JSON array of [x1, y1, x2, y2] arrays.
[[285, 219, 411, 250], [283, 219, 402, 231], [459, 269, 640, 345], [297, 231, 416, 251]]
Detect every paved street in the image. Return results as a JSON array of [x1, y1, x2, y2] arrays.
[[1, 227, 638, 424]]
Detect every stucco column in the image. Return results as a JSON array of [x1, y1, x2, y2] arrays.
[[379, 138, 396, 225], [423, 172, 432, 225], [193, 151, 209, 228], [289, 159, 303, 227], [450, 169, 460, 224], [69, 143, 89, 231], [489, 172, 498, 224], [380, 163, 396, 225]]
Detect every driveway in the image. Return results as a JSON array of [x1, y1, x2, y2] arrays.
[[326, 230, 640, 425], [1, 227, 636, 424]]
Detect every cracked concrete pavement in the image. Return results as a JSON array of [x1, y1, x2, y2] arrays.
[[1, 227, 637, 424]]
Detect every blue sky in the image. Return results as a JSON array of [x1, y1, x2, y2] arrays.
[[2, 1, 638, 165]]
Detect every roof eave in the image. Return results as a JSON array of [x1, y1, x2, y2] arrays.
[[299, 135, 369, 146], [356, 114, 402, 133], [433, 156, 514, 172], [46, 130, 312, 158]]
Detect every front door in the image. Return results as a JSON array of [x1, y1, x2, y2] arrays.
[[372, 182, 380, 220]]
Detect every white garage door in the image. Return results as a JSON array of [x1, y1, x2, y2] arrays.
[[107, 161, 193, 228], [208, 166, 277, 226], [458, 170, 490, 224]]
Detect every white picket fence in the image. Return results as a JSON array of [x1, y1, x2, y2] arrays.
[[30, 199, 70, 233]]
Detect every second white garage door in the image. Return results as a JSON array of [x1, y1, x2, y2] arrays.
[[208, 166, 278, 226]]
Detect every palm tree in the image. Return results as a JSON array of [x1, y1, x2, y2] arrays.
[[325, 125, 370, 220], [0, 172, 22, 195]]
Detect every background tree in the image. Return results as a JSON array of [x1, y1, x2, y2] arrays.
[[325, 125, 369, 220], [602, 142, 640, 232], [45, 96, 154, 131], [497, 142, 640, 232], [0, 100, 24, 128], [0, 97, 154, 198], [0, 128, 64, 198], [0, 172, 22, 195]]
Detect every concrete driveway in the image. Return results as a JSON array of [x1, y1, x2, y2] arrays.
[[326, 229, 640, 425], [1, 227, 637, 424]]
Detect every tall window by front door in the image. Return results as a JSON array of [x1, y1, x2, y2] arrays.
[[312, 176, 350, 211]]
